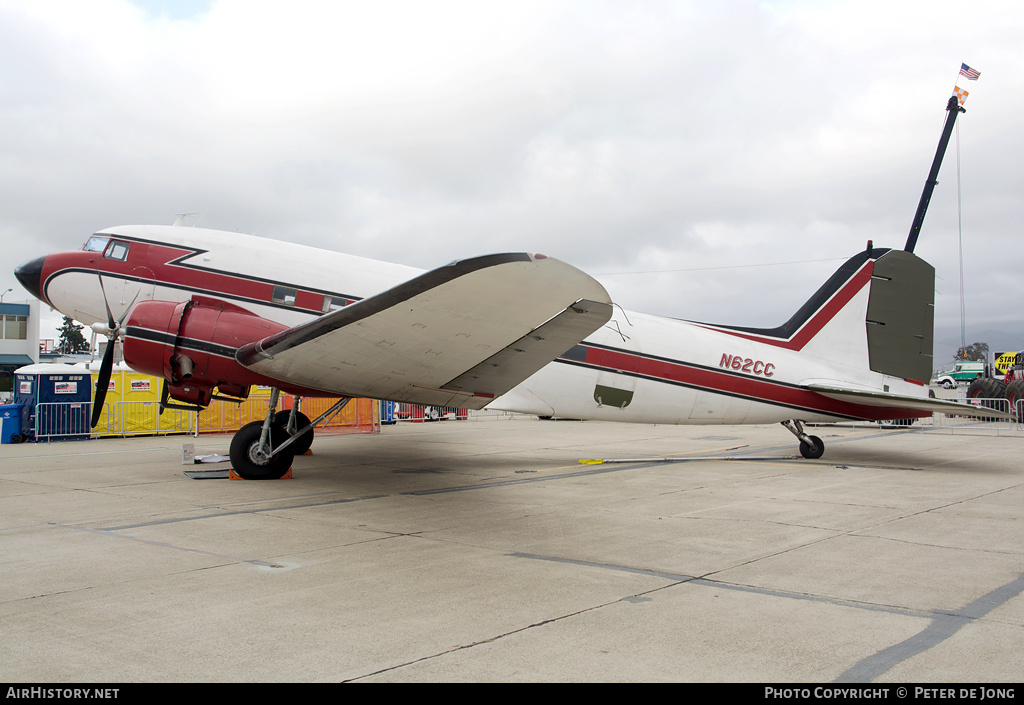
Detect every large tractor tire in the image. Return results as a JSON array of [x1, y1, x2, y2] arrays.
[[1004, 379, 1024, 420], [966, 378, 1007, 422]]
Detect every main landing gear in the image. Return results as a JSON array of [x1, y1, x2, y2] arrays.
[[781, 419, 825, 459], [228, 390, 350, 480]]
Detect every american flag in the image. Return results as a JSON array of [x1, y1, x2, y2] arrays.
[[960, 63, 980, 81]]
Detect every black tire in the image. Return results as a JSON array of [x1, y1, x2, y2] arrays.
[[229, 421, 296, 480], [986, 379, 1007, 398], [966, 379, 1005, 422], [273, 410, 314, 456], [1005, 380, 1024, 419], [426, 406, 440, 421], [799, 435, 824, 459]]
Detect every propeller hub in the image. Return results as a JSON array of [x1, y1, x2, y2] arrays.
[[90, 321, 120, 337]]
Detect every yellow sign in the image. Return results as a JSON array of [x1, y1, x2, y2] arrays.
[[994, 352, 1023, 375]]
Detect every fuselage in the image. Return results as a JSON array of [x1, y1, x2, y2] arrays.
[[18, 224, 931, 425]]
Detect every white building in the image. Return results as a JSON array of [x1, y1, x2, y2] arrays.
[[0, 298, 40, 397]]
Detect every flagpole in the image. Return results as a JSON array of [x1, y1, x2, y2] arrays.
[[904, 94, 965, 253]]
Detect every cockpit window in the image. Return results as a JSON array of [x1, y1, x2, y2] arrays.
[[84, 236, 109, 252], [103, 241, 130, 261]]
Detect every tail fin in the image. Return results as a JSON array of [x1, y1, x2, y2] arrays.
[[697, 246, 935, 382], [863, 249, 934, 382]]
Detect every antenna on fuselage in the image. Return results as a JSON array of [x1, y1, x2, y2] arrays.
[[173, 212, 201, 227]]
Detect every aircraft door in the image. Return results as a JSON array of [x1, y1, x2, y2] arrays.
[[590, 320, 638, 411], [119, 267, 156, 320]]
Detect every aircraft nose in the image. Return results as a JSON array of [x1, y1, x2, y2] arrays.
[[14, 255, 46, 303]]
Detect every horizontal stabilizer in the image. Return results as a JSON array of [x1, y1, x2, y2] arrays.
[[236, 252, 612, 408], [805, 383, 1012, 419]]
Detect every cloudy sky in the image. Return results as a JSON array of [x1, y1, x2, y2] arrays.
[[2, 0, 1021, 363]]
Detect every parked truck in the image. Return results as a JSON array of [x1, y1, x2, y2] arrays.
[[935, 361, 985, 389]]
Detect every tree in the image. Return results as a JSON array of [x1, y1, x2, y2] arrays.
[[955, 341, 989, 363], [57, 316, 91, 354]]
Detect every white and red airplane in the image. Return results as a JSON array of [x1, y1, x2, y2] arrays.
[[12, 221, 991, 478], [13, 96, 994, 479]]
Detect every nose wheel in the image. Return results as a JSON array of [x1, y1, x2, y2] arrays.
[[782, 420, 824, 459]]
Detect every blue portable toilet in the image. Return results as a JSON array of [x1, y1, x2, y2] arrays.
[[14, 363, 93, 442]]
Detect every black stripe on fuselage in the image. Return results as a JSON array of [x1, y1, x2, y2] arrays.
[[679, 248, 888, 340]]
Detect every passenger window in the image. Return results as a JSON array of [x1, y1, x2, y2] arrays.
[[272, 286, 297, 306], [103, 241, 129, 261], [321, 295, 350, 313]]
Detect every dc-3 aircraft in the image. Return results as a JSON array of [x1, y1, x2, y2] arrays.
[[14, 95, 997, 479]]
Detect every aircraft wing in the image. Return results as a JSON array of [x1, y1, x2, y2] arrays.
[[236, 253, 613, 409], [805, 383, 1013, 419]]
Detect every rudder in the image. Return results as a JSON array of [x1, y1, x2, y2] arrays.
[[865, 249, 934, 383]]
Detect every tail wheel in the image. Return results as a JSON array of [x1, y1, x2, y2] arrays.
[[229, 421, 296, 480], [273, 410, 314, 456], [799, 436, 824, 459]]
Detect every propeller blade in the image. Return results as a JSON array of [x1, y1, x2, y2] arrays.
[[97, 276, 117, 331], [159, 379, 168, 416], [91, 338, 116, 428], [118, 289, 141, 326]]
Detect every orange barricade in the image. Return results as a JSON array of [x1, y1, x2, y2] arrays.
[[197, 392, 379, 436]]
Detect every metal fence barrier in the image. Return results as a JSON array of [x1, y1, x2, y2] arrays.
[[931, 397, 1016, 435], [34, 401, 197, 441], [29, 397, 1024, 441], [33, 401, 95, 441], [30, 397, 377, 441], [111, 401, 196, 436]]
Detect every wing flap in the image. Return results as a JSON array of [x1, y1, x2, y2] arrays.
[[236, 253, 612, 408], [443, 298, 612, 398], [805, 383, 1012, 419]]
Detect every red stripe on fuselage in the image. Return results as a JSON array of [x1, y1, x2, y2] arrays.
[[41, 239, 338, 315], [693, 261, 874, 351], [574, 344, 928, 421]]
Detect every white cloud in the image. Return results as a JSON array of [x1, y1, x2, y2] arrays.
[[2, 0, 1023, 357]]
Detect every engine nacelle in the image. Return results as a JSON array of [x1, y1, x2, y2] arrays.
[[123, 297, 289, 407]]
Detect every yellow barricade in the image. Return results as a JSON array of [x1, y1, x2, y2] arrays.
[[89, 370, 379, 437]]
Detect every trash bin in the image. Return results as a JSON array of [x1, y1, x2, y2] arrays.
[[0, 403, 25, 444]]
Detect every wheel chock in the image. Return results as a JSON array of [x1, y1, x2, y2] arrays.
[[229, 467, 293, 480]]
